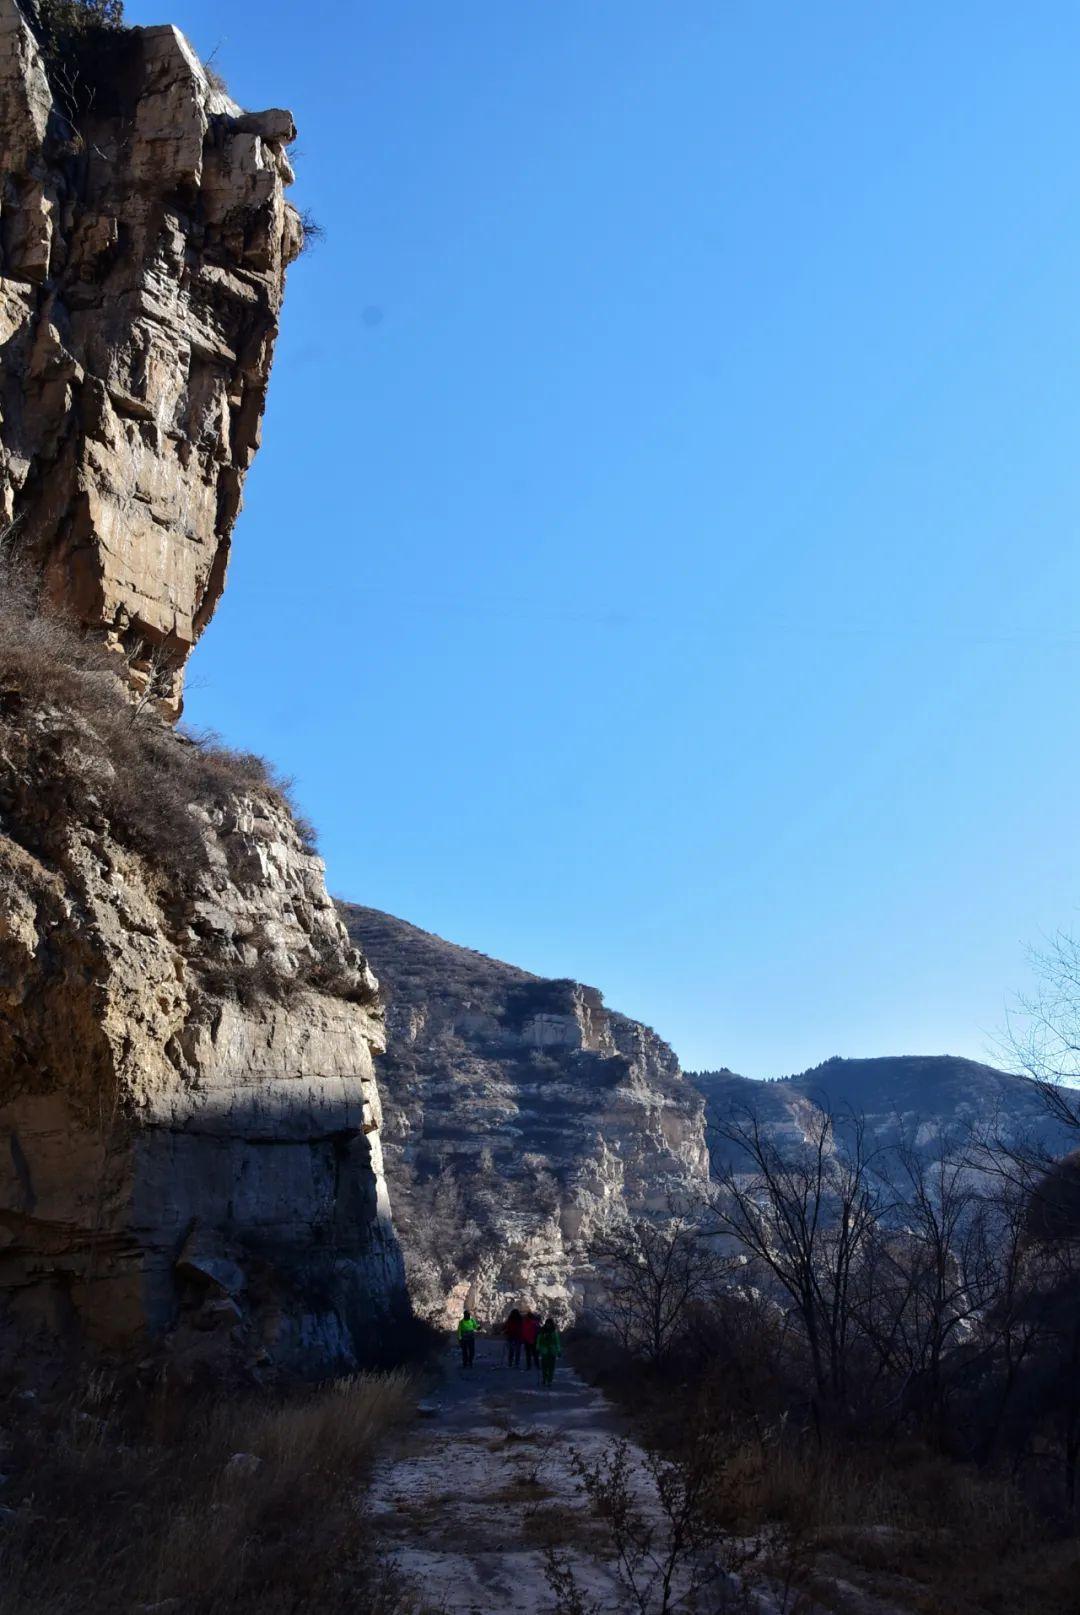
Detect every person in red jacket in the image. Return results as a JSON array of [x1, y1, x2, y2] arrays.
[[521, 1309, 540, 1371], [504, 1308, 524, 1368]]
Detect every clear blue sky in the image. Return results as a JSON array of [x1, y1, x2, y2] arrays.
[[130, 0, 1080, 1077]]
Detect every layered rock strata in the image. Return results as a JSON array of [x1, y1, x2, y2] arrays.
[[340, 905, 711, 1327], [0, 0, 302, 713], [0, 6, 406, 1373], [0, 695, 406, 1374]]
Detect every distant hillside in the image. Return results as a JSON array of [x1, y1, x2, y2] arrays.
[[688, 1054, 1074, 1171]]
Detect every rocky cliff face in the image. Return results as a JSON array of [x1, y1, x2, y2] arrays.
[[0, 5, 405, 1376], [0, 0, 301, 713], [340, 905, 711, 1327], [0, 716, 404, 1374]]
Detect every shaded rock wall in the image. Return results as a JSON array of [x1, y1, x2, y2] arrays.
[[340, 905, 710, 1327], [0, 5, 407, 1374], [0, 0, 301, 712], [0, 700, 403, 1369], [0, 694, 405, 1374]]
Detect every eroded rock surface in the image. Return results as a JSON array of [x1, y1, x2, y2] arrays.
[[0, 0, 301, 712], [0, 700, 405, 1373], [0, 5, 406, 1374], [340, 905, 711, 1326]]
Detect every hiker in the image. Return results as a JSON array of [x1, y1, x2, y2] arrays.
[[457, 1308, 477, 1368], [504, 1308, 524, 1368], [536, 1316, 561, 1386], [521, 1309, 540, 1371]]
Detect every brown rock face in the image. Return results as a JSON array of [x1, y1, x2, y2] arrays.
[[0, 8, 408, 1373], [0, 684, 406, 1373], [0, 1, 302, 712]]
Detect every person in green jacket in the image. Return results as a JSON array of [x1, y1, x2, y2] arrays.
[[536, 1317, 561, 1385], [457, 1308, 478, 1368]]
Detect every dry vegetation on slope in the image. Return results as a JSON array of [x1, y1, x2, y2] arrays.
[[0, 545, 316, 889], [0, 1369, 422, 1615], [565, 1101, 1080, 1615]]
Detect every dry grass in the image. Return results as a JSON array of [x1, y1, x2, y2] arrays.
[[521, 1502, 601, 1551], [484, 1476, 556, 1505], [569, 1330, 1080, 1615], [0, 1370, 423, 1615], [704, 1437, 1080, 1615], [0, 550, 317, 886]]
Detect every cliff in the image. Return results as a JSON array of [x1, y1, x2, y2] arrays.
[[0, 0, 302, 713], [0, 3, 405, 1376], [340, 904, 711, 1326]]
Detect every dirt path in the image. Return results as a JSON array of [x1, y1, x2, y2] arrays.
[[370, 1336, 666, 1612], [371, 1341, 913, 1615]]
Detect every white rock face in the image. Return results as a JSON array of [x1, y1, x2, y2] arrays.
[[340, 906, 712, 1328], [690, 1055, 1075, 1173]]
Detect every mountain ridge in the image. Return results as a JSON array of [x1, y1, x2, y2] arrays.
[[688, 1052, 1072, 1169]]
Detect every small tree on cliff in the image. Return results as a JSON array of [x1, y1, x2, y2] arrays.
[[27, 0, 123, 34], [23, 0, 125, 112]]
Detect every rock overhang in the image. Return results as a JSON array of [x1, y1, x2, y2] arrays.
[[0, 0, 302, 715]]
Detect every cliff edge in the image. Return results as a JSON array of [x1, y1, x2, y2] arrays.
[[0, 0, 302, 713], [0, 3, 406, 1377]]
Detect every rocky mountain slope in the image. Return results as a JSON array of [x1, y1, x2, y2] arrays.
[[690, 1054, 1073, 1170], [0, 1, 405, 1375], [340, 905, 711, 1326]]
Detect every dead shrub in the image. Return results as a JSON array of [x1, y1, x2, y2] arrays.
[[298, 208, 326, 253], [0, 550, 317, 889]]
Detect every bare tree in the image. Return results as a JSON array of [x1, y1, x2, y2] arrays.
[[125, 635, 178, 724], [590, 1204, 725, 1366], [853, 1129, 993, 1440], [971, 1160, 1056, 1463], [706, 1104, 880, 1417], [1004, 930, 1080, 1130]]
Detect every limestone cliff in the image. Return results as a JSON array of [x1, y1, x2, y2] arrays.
[[0, 0, 301, 713], [0, 5, 405, 1375], [340, 905, 711, 1327]]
